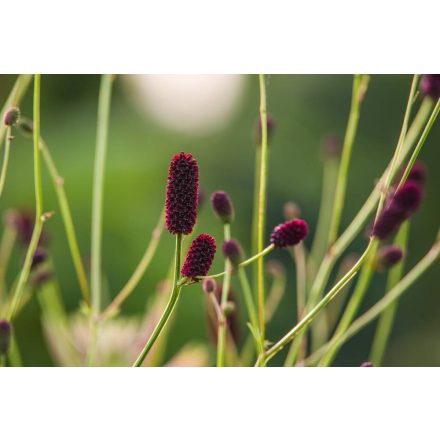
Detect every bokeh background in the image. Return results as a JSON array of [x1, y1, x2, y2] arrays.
[[1, 74, 439, 366]]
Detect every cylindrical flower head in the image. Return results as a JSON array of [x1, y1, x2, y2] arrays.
[[3, 107, 20, 127], [270, 219, 309, 248], [211, 191, 234, 224], [396, 161, 427, 187], [165, 152, 199, 235], [0, 320, 12, 356], [375, 245, 404, 271], [420, 74, 440, 100], [202, 277, 217, 295], [360, 362, 374, 367], [372, 182, 423, 240], [222, 239, 243, 269], [181, 233, 216, 279]]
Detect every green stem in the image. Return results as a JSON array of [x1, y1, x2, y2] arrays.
[[318, 240, 379, 366], [40, 138, 90, 306], [217, 223, 232, 367], [0, 220, 17, 306], [7, 74, 44, 321], [370, 221, 409, 366], [257, 74, 269, 350], [101, 208, 165, 320], [0, 126, 13, 197], [238, 266, 258, 333], [252, 146, 262, 295], [133, 233, 183, 367], [203, 244, 274, 279], [259, 239, 377, 366], [327, 75, 368, 246], [91, 74, 113, 316]]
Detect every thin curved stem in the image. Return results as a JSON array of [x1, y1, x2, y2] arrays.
[[257, 74, 269, 350], [7, 74, 44, 321], [40, 138, 90, 306], [238, 267, 258, 333], [101, 209, 164, 320], [0, 126, 13, 197], [91, 74, 114, 316], [133, 233, 183, 367]]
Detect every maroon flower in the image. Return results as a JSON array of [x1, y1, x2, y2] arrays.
[[211, 191, 234, 224], [165, 152, 199, 235], [0, 320, 12, 356], [181, 234, 216, 279], [372, 182, 423, 240], [270, 219, 309, 248], [420, 75, 440, 100], [375, 245, 404, 271], [396, 161, 427, 187], [202, 277, 217, 295], [3, 107, 20, 127], [222, 239, 243, 269]]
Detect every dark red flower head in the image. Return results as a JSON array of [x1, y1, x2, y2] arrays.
[[3, 107, 20, 127], [420, 74, 440, 100], [211, 191, 234, 224], [222, 239, 243, 269], [372, 182, 423, 240], [165, 152, 199, 235], [270, 219, 309, 248], [360, 362, 374, 367], [396, 161, 427, 187], [375, 245, 404, 271], [181, 233, 216, 279], [0, 320, 12, 356], [202, 277, 217, 295]]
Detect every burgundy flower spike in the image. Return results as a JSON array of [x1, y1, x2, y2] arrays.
[[270, 219, 309, 248], [420, 74, 440, 100], [375, 245, 404, 271], [372, 182, 423, 240], [165, 152, 199, 235], [181, 233, 216, 279], [211, 191, 234, 224]]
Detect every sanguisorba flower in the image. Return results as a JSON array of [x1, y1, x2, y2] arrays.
[[211, 191, 234, 224], [270, 219, 309, 248], [222, 239, 243, 269], [420, 74, 440, 100], [181, 233, 216, 279], [372, 182, 423, 240], [375, 245, 404, 271], [0, 320, 12, 356], [3, 107, 21, 127], [165, 152, 199, 235]]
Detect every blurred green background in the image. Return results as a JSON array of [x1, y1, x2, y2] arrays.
[[1, 74, 439, 366]]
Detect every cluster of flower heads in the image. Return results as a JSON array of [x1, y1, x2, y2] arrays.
[[372, 162, 426, 240]]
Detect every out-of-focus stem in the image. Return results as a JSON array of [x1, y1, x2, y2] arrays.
[[0, 222, 17, 305], [370, 221, 409, 366], [0, 126, 13, 197]]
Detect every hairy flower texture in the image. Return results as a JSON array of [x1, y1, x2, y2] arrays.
[[375, 245, 404, 271], [165, 152, 199, 235], [222, 239, 243, 269], [270, 219, 309, 248], [360, 362, 374, 367], [181, 234, 216, 279], [420, 74, 440, 100], [211, 191, 234, 224], [206, 284, 240, 345], [3, 107, 20, 127], [372, 182, 423, 240], [0, 320, 12, 356]]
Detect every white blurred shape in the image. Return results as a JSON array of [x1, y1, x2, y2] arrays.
[[126, 75, 245, 135]]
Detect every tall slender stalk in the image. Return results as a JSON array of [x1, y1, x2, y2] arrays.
[[0, 127, 13, 197], [40, 138, 90, 306], [133, 234, 183, 367], [91, 74, 114, 316], [101, 209, 164, 320], [370, 221, 409, 365], [217, 223, 232, 367], [0, 222, 17, 306], [7, 75, 44, 321], [257, 74, 269, 350]]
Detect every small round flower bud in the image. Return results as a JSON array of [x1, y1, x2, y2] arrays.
[[0, 320, 12, 356], [375, 245, 404, 271], [222, 301, 236, 315], [270, 219, 309, 248], [222, 239, 243, 269], [254, 114, 275, 145], [360, 362, 374, 367], [3, 107, 21, 127], [202, 277, 217, 295], [181, 233, 216, 279], [321, 134, 341, 159], [211, 191, 234, 224], [283, 201, 301, 220], [165, 152, 199, 235], [420, 74, 440, 100]]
